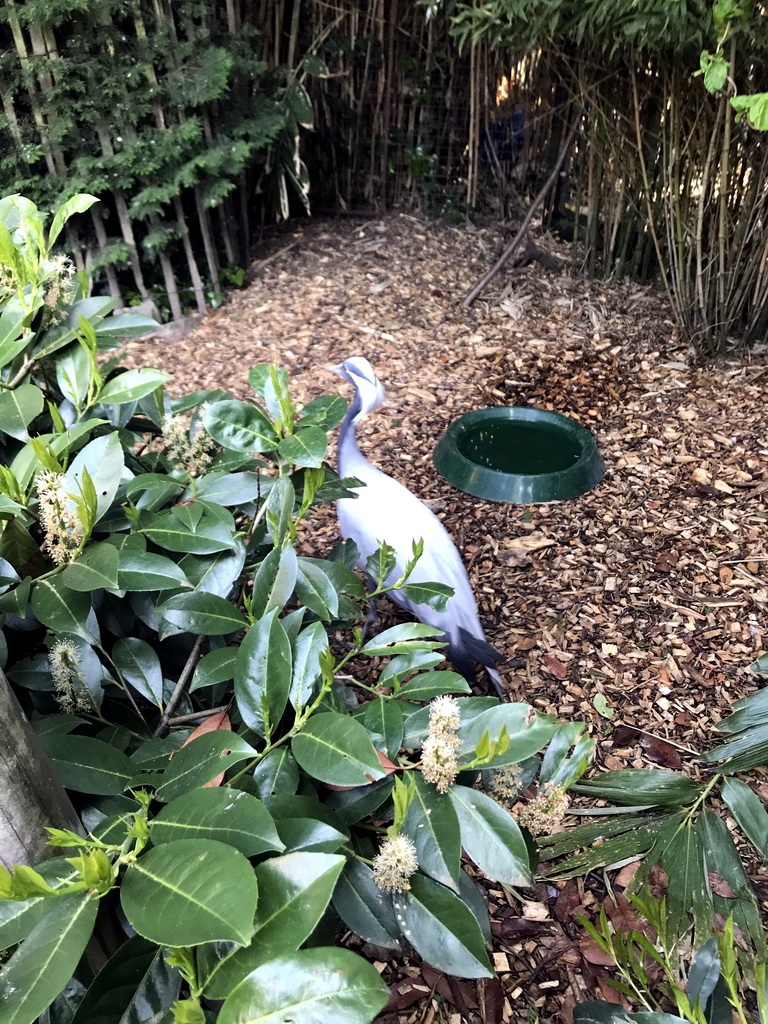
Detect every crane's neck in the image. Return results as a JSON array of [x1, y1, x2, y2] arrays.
[[337, 390, 365, 477]]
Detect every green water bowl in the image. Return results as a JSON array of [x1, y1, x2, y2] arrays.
[[433, 406, 605, 504]]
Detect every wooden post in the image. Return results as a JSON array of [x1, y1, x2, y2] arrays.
[[0, 669, 83, 869]]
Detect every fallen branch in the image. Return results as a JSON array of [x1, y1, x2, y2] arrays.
[[462, 110, 582, 307]]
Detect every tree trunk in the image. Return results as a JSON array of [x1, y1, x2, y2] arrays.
[[174, 196, 208, 313], [0, 670, 83, 869], [90, 207, 124, 304]]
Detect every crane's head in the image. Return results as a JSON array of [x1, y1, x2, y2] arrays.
[[328, 357, 386, 416]]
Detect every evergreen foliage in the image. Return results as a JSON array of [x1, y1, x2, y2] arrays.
[[0, 196, 594, 1024], [0, 1, 313, 316]]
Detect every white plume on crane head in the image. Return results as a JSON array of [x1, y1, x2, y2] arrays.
[[330, 356, 505, 696], [329, 357, 386, 416]]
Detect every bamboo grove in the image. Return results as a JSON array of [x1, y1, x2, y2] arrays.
[[1, 0, 766, 354]]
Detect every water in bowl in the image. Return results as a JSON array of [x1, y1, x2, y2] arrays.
[[457, 419, 582, 475]]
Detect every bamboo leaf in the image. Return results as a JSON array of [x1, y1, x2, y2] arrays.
[[721, 777, 768, 861], [571, 769, 701, 806]]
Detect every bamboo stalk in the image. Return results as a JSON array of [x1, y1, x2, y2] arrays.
[[174, 196, 208, 314]]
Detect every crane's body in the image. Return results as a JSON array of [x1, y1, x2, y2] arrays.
[[332, 357, 504, 695]]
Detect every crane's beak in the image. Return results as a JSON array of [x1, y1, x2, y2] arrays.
[[326, 362, 346, 379]]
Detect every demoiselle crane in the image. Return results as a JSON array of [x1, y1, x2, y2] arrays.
[[329, 357, 505, 696]]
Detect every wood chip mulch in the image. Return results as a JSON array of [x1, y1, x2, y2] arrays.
[[123, 213, 768, 1024]]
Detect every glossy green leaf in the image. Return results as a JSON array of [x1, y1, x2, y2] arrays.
[[69, 936, 180, 1024], [332, 860, 402, 952], [151, 787, 284, 856], [326, 776, 395, 826], [459, 703, 557, 768], [300, 557, 365, 600], [199, 852, 345, 999], [451, 785, 532, 885], [251, 545, 298, 618], [55, 344, 91, 408], [0, 297, 32, 369], [117, 549, 189, 591], [401, 874, 493, 978], [246, 365, 285, 414], [298, 394, 346, 429], [0, 383, 44, 440], [276, 817, 346, 853], [0, 523, 40, 577], [48, 194, 99, 248], [289, 620, 327, 709], [252, 748, 300, 802], [292, 712, 385, 787], [400, 582, 454, 612], [721, 777, 768, 860], [155, 731, 257, 803], [158, 592, 246, 636], [193, 471, 265, 507], [64, 433, 124, 525], [572, 769, 702, 807], [39, 735, 133, 795], [127, 473, 182, 511], [29, 585, 90, 638], [190, 647, 237, 692], [203, 400, 278, 453], [141, 511, 236, 555], [361, 623, 443, 656], [403, 774, 461, 891], [265, 475, 295, 541], [60, 543, 119, 592], [717, 686, 768, 732], [179, 544, 245, 598], [459, 870, 492, 945], [11, 420, 106, 490], [234, 608, 291, 738], [360, 697, 403, 759], [0, 893, 97, 1024], [95, 312, 159, 340], [217, 947, 388, 1024], [397, 670, 471, 701], [278, 426, 327, 468], [98, 369, 170, 405], [111, 637, 164, 708], [120, 839, 258, 945], [294, 558, 338, 619], [0, 860, 80, 952]]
